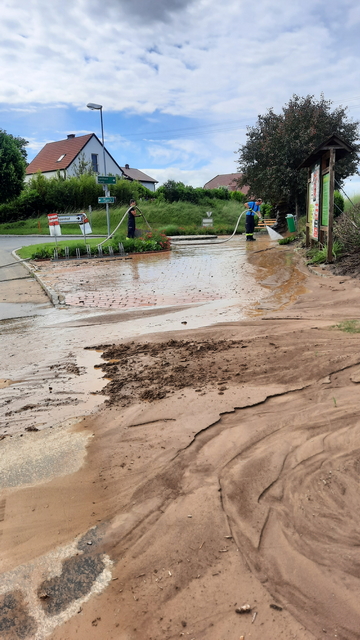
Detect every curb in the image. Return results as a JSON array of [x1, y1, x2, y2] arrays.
[[12, 249, 60, 306], [306, 262, 333, 278]]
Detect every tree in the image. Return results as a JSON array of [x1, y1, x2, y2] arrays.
[[0, 129, 28, 203], [72, 152, 94, 177], [237, 94, 360, 218]]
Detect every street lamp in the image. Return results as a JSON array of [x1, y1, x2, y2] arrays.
[[87, 102, 110, 236]]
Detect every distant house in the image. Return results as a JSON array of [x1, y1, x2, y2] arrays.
[[204, 172, 249, 194], [25, 133, 122, 182], [120, 164, 158, 192]]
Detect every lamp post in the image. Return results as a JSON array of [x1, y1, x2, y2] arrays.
[[87, 102, 110, 237]]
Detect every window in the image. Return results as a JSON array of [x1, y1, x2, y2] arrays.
[[91, 154, 98, 173], [56, 154, 66, 162]]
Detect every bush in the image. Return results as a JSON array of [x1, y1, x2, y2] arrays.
[[334, 190, 344, 218], [0, 173, 155, 223], [334, 205, 360, 253], [306, 240, 342, 264], [261, 202, 274, 218], [155, 180, 233, 204], [29, 232, 171, 260], [112, 230, 171, 253]]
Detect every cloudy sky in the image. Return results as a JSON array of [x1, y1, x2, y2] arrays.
[[1, 0, 360, 192]]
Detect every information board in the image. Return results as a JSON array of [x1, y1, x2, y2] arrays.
[[321, 173, 330, 226], [308, 162, 320, 240]]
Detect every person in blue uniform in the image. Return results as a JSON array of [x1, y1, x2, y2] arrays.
[[127, 199, 140, 239], [245, 198, 262, 241]]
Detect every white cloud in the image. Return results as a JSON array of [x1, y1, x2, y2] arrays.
[[1, 0, 360, 189]]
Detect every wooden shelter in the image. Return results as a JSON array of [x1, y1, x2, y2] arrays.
[[298, 134, 354, 262]]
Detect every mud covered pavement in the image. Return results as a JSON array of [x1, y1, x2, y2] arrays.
[[2, 243, 360, 639]]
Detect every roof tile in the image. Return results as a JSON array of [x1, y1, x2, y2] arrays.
[[26, 134, 94, 174], [204, 173, 249, 193]]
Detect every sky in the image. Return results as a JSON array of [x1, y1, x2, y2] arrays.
[[1, 0, 360, 194]]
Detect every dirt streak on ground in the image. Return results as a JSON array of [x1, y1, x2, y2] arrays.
[[2, 249, 360, 639]]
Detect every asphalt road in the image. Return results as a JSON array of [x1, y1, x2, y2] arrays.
[[0, 235, 97, 319]]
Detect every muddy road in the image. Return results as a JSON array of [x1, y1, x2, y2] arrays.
[[2, 239, 360, 639]]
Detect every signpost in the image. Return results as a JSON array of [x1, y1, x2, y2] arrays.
[[96, 175, 116, 185], [96, 176, 115, 235], [98, 196, 115, 204]]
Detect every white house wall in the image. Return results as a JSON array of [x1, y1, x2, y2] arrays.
[[66, 138, 121, 177], [140, 181, 156, 192]]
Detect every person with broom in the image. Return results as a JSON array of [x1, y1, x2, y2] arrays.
[[244, 198, 262, 241]]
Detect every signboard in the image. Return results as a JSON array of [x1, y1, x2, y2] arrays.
[[98, 196, 115, 204], [58, 214, 85, 224], [321, 173, 330, 226], [308, 162, 320, 240], [48, 213, 92, 236], [97, 175, 116, 185]]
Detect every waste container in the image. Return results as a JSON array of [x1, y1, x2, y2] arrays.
[[286, 214, 296, 232]]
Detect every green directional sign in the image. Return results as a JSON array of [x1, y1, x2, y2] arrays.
[[98, 196, 115, 204], [97, 175, 116, 185]]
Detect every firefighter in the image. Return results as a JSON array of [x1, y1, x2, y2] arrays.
[[244, 198, 262, 241], [127, 199, 140, 239]]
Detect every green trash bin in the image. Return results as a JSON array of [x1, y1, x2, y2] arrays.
[[286, 214, 296, 232]]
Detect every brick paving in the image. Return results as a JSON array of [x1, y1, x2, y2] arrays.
[[34, 238, 262, 310]]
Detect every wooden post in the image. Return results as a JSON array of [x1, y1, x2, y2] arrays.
[[327, 148, 335, 263]]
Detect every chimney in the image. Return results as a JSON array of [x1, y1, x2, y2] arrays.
[[67, 134, 75, 139], [125, 163, 130, 169]]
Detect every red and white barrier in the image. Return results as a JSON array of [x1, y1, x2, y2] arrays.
[[47, 213, 62, 236]]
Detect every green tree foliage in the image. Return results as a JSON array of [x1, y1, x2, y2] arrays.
[[237, 94, 360, 214], [0, 129, 28, 204]]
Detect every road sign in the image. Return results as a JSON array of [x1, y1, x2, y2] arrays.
[[98, 196, 115, 204], [97, 175, 116, 185], [58, 214, 85, 223]]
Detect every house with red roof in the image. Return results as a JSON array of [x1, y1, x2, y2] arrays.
[[25, 135, 160, 192], [120, 164, 158, 192], [25, 133, 123, 182], [203, 172, 249, 194]]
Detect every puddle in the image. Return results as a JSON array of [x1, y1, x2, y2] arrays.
[[248, 245, 307, 314], [0, 237, 306, 438]]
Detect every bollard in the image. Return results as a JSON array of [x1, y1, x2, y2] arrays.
[[65, 246, 70, 259], [98, 245, 103, 257], [86, 245, 92, 258], [118, 243, 125, 256], [53, 249, 58, 260], [76, 247, 81, 259], [108, 246, 114, 256]]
